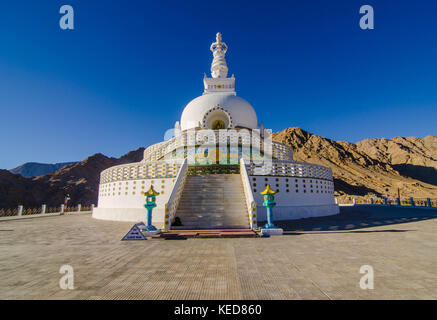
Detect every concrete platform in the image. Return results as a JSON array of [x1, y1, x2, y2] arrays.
[[1, 206, 437, 299]]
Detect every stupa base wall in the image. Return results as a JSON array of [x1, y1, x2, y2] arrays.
[[92, 207, 165, 228], [256, 204, 339, 221]]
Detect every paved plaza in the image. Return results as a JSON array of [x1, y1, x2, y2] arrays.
[[1, 206, 437, 299]]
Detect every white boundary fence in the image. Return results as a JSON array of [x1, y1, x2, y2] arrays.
[[0, 204, 94, 221], [336, 197, 436, 208]]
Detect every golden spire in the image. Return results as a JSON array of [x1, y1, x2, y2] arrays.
[[260, 184, 278, 195], [143, 185, 160, 196]]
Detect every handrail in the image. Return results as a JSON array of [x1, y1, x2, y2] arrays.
[[240, 158, 257, 229], [163, 158, 188, 231]]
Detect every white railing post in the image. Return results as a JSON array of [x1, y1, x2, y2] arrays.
[[77, 204, 81, 213], [164, 159, 188, 231], [60, 204, 65, 214], [18, 205, 23, 216], [240, 158, 257, 229], [91, 204, 95, 211], [41, 204, 46, 214]]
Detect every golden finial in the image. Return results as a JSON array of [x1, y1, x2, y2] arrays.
[[260, 184, 278, 195]]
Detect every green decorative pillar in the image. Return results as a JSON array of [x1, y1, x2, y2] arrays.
[[260, 185, 283, 236], [141, 186, 160, 233]]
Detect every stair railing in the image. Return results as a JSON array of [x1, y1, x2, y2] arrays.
[[240, 158, 257, 229], [163, 158, 188, 231]]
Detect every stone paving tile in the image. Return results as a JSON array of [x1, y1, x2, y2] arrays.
[[1, 211, 437, 299]]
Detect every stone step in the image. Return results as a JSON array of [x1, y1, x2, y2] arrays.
[[181, 187, 243, 190], [187, 175, 241, 178], [179, 196, 245, 200], [178, 198, 247, 201], [176, 209, 246, 213], [176, 213, 248, 218], [162, 229, 256, 238], [179, 222, 250, 228], [178, 206, 247, 214], [182, 187, 243, 191], [175, 173, 250, 229], [180, 191, 245, 195], [171, 225, 251, 230], [180, 220, 249, 225], [186, 180, 241, 183], [178, 200, 246, 204], [177, 216, 249, 223], [181, 188, 244, 192], [178, 191, 245, 200], [183, 185, 243, 188], [177, 213, 248, 218], [178, 201, 246, 211], [185, 178, 235, 180], [176, 210, 247, 215], [179, 198, 247, 202], [179, 216, 249, 221]]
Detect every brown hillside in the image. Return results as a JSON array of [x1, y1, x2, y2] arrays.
[[272, 128, 437, 199], [0, 148, 144, 208], [2, 129, 437, 208]]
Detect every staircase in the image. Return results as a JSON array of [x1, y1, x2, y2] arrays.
[[172, 174, 250, 230]]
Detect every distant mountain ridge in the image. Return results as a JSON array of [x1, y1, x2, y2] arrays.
[[0, 148, 145, 208], [1, 127, 436, 208], [10, 162, 77, 177], [272, 127, 437, 199]]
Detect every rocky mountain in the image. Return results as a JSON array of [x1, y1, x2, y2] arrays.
[[10, 162, 77, 177], [0, 148, 144, 208], [1, 128, 436, 208], [272, 127, 437, 200]]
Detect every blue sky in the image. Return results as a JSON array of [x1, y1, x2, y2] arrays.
[[0, 0, 436, 169]]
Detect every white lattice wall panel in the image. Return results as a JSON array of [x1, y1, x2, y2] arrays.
[[247, 160, 333, 180], [100, 160, 183, 184], [142, 130, 294, 162]]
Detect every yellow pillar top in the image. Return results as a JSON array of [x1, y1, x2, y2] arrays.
[[143, 185, 160, 196], [260, 184, 278, 195]]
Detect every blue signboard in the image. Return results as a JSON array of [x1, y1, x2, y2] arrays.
[[121, 223, 147, 241]]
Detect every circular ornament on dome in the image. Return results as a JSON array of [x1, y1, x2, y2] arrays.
[[202, 106, 232, 129]]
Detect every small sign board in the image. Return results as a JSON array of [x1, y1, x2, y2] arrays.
[[121, 223, 147, 241]]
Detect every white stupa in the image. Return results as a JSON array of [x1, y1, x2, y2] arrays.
[[93, 33, 339, 230]]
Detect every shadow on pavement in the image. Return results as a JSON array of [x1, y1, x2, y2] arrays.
[[267, 205, 437, 233]]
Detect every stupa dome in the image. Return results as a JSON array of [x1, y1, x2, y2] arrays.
[[180, 93, 258, 131]]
